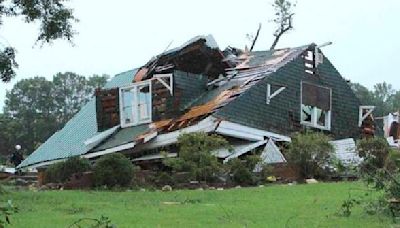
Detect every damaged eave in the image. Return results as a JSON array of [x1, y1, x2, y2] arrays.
[[215, 120, 291, 142], [83, 142, 136, 159], [134, 116, 220, 151]]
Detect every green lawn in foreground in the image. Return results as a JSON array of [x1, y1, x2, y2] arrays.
[[1, 182, 391, 227]]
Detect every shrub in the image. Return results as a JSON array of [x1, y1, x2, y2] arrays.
[[384, 149, 400, 172], [358, 137, 390, 170], [285, 132, 334, 179], [45, 156, 91, 183], [348, 138, 400, 218], [164, 132, 229, 182], [155, 172, 175, 186], [226, 155, 261, 185], [93, 153, 134, 188]]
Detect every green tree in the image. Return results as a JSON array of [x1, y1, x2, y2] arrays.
[[2, 73, 108, 156], [351, 82, 399, 116], [392, 91, 400, 112], [350, 83, 375, 105], [4, 77, 57, 154], [164, 132, 229, 182], [53, 72, 89, 125], [53, 72, 109, 125], [87, 74, 109, 93], [373, 82, 395, 116], [0, 0, 77, 82], [0, 114, 21, 158]]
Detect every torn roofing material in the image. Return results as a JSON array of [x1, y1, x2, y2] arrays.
[[18, 69, 138, 168], [59, 43, 306, 160], [134, 34, 228, 81], [19, 34, 319, 169]]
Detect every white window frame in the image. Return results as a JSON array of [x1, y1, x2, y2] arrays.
[[300, 82, 332, 131], [358, 106, 375, 127], [153, 73, 173, 95], [119, 80, 152, 128]]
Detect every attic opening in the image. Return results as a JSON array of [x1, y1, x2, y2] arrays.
[[303, 47, 323, 75], [301, 82, 332, 130]]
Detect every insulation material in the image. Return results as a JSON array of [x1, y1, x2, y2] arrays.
[[329, 138, 361, 165]]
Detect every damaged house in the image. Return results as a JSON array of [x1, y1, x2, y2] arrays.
[[18, 35, 366, 170]]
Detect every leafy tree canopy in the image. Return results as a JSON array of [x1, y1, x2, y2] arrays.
[[351, 82, 400, 116], [1, 73, 108, 157], [0, 0, 77, 82]]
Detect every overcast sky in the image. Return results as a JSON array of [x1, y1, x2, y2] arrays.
[[0, 0, 399, 111]]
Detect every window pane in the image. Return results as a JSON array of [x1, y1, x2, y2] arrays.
[[122, 89, 134, 124], [138, 84, 151, 121], [316, 107, 327, 127], [301, 104, 312, 122]]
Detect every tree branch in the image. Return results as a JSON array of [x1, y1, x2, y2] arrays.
[[250, 23, 262, 52], [270, 13, 294, 50]]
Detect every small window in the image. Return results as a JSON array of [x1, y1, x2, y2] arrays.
[[120, 81, 152, 128], [301, 82, 332, 130]]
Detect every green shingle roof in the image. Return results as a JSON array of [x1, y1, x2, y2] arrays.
[[92, 123, 149, 152], [18, 69, 137, 168]]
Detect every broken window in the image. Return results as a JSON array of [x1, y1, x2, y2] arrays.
[[304, 50, 315, 74], [301, 82, 331, 130], [120, 81, 152, 128]]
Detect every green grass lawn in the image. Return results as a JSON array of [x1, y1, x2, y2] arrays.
[[1, 182, 392, 227]]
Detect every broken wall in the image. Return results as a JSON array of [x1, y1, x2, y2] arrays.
[[214, 54, 361, 139], [151, 71, 208, 122]]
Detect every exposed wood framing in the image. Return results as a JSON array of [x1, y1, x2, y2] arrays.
[[153, 74, 173, 95], [95, 88, 120, 131]]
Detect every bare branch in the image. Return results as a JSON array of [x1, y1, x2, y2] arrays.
[[250, 23, 262, 52]]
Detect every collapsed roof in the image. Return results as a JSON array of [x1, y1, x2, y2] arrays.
[[19, 34, 349, 169]]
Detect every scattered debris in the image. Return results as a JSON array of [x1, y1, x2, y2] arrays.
[[162, 185, 172, 192], [305, 178, 318, 184], [18, 34, 370, 190], [266, 176, 277, 182], [329, 138, 361, 166]]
